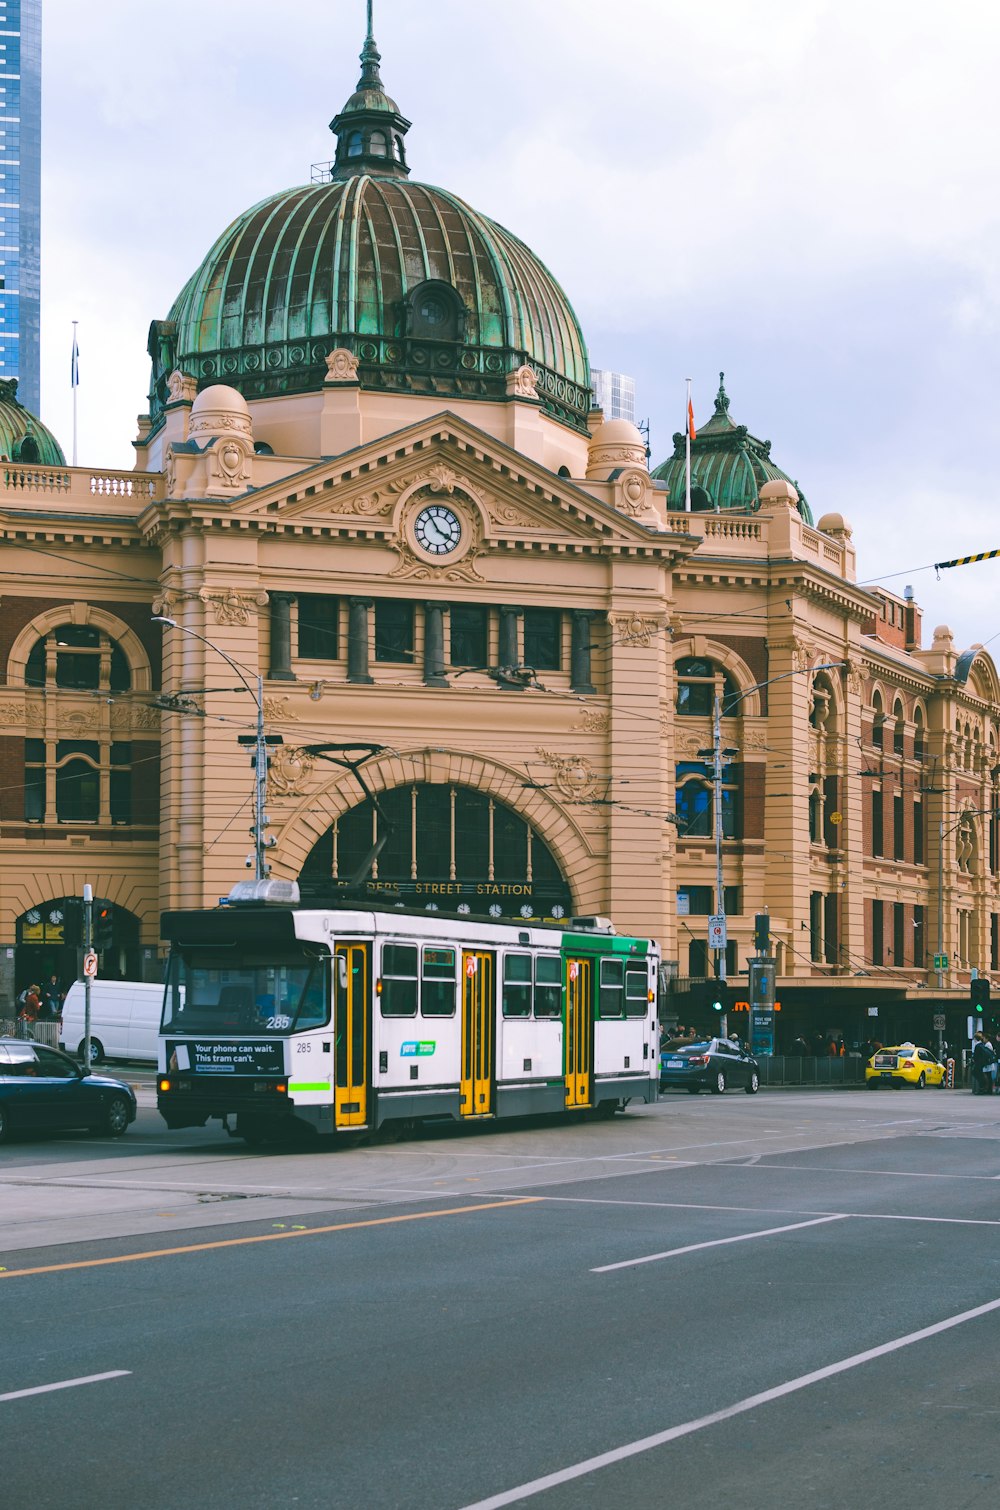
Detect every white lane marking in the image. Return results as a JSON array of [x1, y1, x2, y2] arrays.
[[0, 1371, 131, 1403], [478, 1193, 1000, 1229], [457, 1294, 1000, 1510], [739, 1162, 999, 1182], [591, 1214, 848, 1272]]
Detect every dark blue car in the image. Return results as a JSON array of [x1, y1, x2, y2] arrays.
[[0, 1037, 136, 1142]]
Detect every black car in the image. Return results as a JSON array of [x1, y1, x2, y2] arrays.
[[659, 1037, 760, 1095], [0, 1037, 137, 1142]]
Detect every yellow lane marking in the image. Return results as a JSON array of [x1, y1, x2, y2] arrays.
[[0, 1198, 541, 1280]]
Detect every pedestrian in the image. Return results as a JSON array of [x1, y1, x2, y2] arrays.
[[41, 973, 62, 1022], [971, 1031, 994, 1095], [16, 983, 41, 1040]]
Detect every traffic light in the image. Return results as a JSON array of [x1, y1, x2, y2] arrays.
[[971, 976, 991, 1013], [94, 905, 114, 951], [62, 897, 83, 948], [754, 913, 771, 954], [708, 983, 728, 1014]]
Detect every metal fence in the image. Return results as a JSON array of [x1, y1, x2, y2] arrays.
[[0, 1019, 62, 1049], [756, 1055, 867, 1087]]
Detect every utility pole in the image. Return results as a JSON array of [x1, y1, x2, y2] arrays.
[[82, 883, 93, 1071]]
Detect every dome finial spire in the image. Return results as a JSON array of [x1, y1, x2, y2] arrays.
[[328, 0, 412, 180], [715, 371, 730, 415]]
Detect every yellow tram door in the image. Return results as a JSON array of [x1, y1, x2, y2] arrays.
[[334, 943, 369, 1128], [565, 958, 593, 1108], [460, 951, 495, 1117]]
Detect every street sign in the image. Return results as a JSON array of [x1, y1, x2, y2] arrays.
[[708, 915, 727, 950], [933, 1013, 946, 1031], [83, 950, 98, 979], [933, 953, 949, 971]]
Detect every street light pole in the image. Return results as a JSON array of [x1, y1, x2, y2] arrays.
[[153, 617, 273, 880]]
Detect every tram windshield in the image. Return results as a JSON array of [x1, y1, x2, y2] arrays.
[[162, 949, 330, 1035]]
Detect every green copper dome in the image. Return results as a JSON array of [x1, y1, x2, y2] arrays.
[[652, 374, 813, 525], [147, 9, 590, 436], [0, 379, 66, 467]]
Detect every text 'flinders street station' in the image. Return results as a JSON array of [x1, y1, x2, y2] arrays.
[[1, 14, 997, 1045]]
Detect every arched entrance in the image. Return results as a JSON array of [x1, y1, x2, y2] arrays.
[[15, 899, 141, 1000], [300, 783, 573, 921]]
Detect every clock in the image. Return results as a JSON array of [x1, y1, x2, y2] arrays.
[[414, 504, 462, 556]]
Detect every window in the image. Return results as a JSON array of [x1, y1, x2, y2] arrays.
[[24, 623, 131, 693], [809, 786, 822, 844], [380, 944, 418, 1016], [914, 800, 924, 866], [675, 657, 740, 717], [599, 958, 624, 1018], [110, 743, 132, 825], [871, 901, 884, 966], [871, 692, 884, 750], [913, 711, 925, 762], [534, 956, 562, 1017], [871, 787, 883, 857], [374, 601, 414, 663], [55, 741, 100, 824], [914, 905, 926, 968], [24, 737, 44, 822], [892, 902, 905, 967], [676, 886, 739, 916], [810, 891, 823, 962], [893, 793, 904, 861], [523, 609, 561, 671], [625, 968, 649, 1018], [369, 131, 387, 157], [675, 762, 740, 839], [450, 605, 488, 667], [347, 131, 363, 157], [502, 953, 532, 1017], [421, 947, 456, 1017], [297, 595, 339, 659], [893, 702, 905, 756]]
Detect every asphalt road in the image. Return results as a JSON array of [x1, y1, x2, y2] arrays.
[[2, 1088, 999, 1509]]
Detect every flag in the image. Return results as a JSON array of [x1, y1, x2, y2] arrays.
[[71, 327, 80, 389], [687, 395, 696, 441]]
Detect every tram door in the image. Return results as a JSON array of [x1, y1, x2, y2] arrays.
[[460, 951, 495, 1117], [564, 958, 593, 1108], [334, 943, 369, 1128]]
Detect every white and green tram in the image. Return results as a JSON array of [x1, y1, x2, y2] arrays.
[[157, 880, 660, 1144]]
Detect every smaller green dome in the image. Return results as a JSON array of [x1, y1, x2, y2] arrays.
[[653, 374, 812, 525], [0, 379, 66, 467]]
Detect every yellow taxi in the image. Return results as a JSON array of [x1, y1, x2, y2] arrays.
[[865, 1043, 946, 1088]]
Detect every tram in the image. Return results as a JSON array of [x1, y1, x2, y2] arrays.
[[157, 880, 660, 1144]]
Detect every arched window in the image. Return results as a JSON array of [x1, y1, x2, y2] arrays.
[[25, 623, 131, 693], [893, 698, 905, 755], [675, 760, 740, 839], [913, 706, 925, 762], [369, 131, 387, 157], [809, 785, 823, 844], [299, 784, 571, 921], [871, 691, 884, 750], [347, 131, 363, 158], [675, 657, 740, 717]]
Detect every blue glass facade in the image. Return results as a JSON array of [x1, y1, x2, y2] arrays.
[[0, 0, 40, 415]]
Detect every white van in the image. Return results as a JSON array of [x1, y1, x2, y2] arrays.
[[60, 979, 165, 1065]]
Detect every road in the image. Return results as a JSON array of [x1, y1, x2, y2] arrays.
[[2, 1085, 999, 1509]]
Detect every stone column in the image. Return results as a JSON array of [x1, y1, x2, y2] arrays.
[[499, 606, 522, 673], [268, 593, 296, 681], [347, 598, 374, 685], [423, 603, 449, 687], [571, 610, 596, 693]]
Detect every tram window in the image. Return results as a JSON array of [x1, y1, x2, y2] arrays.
[[421, 946, 456, 1016], [534, 955, 562, 1017], [502, 953, 532, 1017], [625, 967, 649, 1017], [599, 958, 624, 1017], [380, 943, 418, 1016]]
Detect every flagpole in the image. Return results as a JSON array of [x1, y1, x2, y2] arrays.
[[685, 377, 692, 512], [71, 321, 79, 466]]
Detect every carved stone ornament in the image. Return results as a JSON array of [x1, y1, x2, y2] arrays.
[[575, 708, 610, 734], [325, 347, 360, 383], [208, 437, 253, 492], [199, 587, 269, 627], [675, 729, 709, 758], [151, 592, 178, 618], [389, 536, 485, 584], [267, 745, 315, 799], [167, 370, 198, 404], [263, 695, 299, 722], [188, 410, 252, 440], [164, 448, 179, 499], [487, 498, 536, 529], [111, 702, 160, 732], [607, 612, 661, 648], [0, 701, 26, 724], [617, 469, 652, 517], [326, 488, 394, 517], [846, 661, 867, 697], [506, 364, 539, 399], [536, 748, 601, 801]]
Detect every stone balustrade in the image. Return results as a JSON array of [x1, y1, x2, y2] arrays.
[[1, 463, 164, 508]]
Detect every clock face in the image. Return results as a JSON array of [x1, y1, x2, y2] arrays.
[[414, 504, 462, 555]]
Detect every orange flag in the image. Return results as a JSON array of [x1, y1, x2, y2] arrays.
[[687, 397, 697, 440]]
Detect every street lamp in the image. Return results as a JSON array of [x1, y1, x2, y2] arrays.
[[700, 662, 847, 1000], [152, 616, 279, 880]]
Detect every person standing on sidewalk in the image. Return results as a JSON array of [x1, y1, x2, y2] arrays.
[[971, 1030, 995, 1094]]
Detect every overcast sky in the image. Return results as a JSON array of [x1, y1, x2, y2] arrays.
[[38, 0, 1000, 651]]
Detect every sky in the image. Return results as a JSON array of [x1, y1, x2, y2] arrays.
[[38, 0, 1000, 650]]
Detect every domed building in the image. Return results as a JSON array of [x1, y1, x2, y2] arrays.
[[653, 373, 813, 523], [1, 6, 998, 1060]]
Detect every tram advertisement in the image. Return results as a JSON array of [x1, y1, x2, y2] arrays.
[[166, 1041, 284, 1075]]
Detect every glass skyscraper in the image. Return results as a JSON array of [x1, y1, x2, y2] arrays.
[[0, 0, 40, 415], [591, 368, 636, 425]]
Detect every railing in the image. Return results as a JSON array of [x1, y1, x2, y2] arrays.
[[1, 463, 163, 504], [0, 1019, 61, 1049]]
